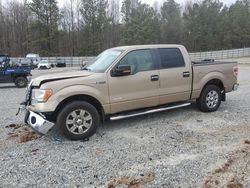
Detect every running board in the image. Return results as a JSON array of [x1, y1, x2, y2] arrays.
[[110, 103, 191, 121]]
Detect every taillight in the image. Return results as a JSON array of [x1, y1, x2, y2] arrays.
[[233, 66, 238, 77]]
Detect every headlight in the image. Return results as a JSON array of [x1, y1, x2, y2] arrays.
[[31, 89, 52, 104]]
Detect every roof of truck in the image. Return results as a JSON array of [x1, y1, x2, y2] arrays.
[[111, 44, 184, 51]]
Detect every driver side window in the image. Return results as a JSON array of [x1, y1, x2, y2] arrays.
[[118, 49, 155, 74]]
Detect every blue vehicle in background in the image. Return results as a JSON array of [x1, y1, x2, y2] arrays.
[[0, 55, 31, 88]]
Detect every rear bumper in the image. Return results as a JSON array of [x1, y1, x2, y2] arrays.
[[25, 111, 54, 135], [225, 83, 239, 93], [233, 83, 239, 91]]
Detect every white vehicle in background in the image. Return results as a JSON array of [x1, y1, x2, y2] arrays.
[[38, 60, 51, 69], [26, 53, 40, 67]]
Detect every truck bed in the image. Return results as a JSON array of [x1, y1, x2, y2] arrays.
[[191, 60, 238, 99]]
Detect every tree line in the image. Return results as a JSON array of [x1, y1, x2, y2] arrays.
[[0, 0, 250, 57]]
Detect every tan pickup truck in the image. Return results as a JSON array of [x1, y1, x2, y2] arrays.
[[21, 45, 239, 140]]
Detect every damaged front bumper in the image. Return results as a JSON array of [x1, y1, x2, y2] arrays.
[[24, 111, 54, 135], [19, 79, 54, 135]]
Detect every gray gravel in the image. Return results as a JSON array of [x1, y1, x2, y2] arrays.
[[0, 66, 249, 188]]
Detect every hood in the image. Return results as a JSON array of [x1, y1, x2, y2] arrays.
[[32, 70, 93, 86]]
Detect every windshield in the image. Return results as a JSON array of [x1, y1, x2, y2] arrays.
[[85, 49, 123, 73]]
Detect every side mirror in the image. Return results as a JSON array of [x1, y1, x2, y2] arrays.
[[112, 65, 131, 77]]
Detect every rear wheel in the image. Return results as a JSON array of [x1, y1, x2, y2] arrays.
[[57, 101, 100, 140], [197, 85, 222, 112], [15, 77, 28, 88]]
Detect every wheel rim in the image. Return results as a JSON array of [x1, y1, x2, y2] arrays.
[[66, 109, 93, 135], [206, 90, 219, 109]]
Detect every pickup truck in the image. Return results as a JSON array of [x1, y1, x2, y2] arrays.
[[21, 45, 239, 140], [0, 55, 31, 88]]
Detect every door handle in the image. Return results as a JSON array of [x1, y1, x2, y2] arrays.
[[183, 71, 190, 77], [151, 75, 159, 81]]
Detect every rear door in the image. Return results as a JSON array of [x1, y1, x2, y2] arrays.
[[108, 49, 160, 113], [157, 48, 192, 104]]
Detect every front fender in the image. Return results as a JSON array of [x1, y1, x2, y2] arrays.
[[28, 84, 109, 113], [54, 85, 108, 106]]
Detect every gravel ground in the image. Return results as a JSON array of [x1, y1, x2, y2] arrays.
[[0, 65, 249, 188]]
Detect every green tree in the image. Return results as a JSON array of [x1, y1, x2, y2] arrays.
[[121, 0, 139, 23], [223, 0, 250, 48], [80, 0, 109, 55], [183, 0, 225, 51], [27, 0, 60, 55], [160, 0, 183, 44], [121, 1, 160, 45]]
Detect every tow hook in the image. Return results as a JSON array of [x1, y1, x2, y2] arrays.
[[16, 102, 26, 116]]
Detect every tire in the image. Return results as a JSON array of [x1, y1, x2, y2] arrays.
[[196, 85, 222, 112], [57, 101, 100, 140], [15, 77, 28, 88]]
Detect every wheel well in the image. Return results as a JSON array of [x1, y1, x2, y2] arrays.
[[14, 75, 27, 81], [52, 95, 104, 122], [203, 79, 224, 92], [201, 79, 225, 101]]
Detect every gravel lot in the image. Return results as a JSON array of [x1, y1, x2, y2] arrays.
[[0, 65, 249, 188]]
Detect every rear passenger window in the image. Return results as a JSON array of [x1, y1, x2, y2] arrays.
[[158, 48, 185, 68]]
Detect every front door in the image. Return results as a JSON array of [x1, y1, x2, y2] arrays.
[[108, 49, 160, 113]]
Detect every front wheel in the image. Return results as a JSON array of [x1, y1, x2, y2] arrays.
[[57, 101, 100, 140], [196, 85, 222, 112], [15, 77, 28, 88]]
